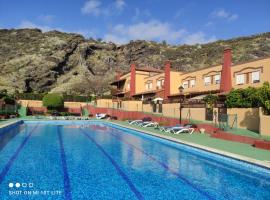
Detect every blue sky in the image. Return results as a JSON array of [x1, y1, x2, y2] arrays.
[[0, 0, 269, 45]]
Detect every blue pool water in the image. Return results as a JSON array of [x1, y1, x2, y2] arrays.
[[0, 121, 269, 200]]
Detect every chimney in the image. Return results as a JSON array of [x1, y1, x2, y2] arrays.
[[220, 48, 232, 93], [164, 61, 171, 99], [130, 63, 136, 96]]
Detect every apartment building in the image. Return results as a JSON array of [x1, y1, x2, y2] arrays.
[[111, 48, 270, 103]]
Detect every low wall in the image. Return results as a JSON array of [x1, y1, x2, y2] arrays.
[[18, 100, 43, 107], [18, 100, 86, 109], [162, 104, 205, 121], [227, 108, 259, 132], [122, 101, 143, 111], [162, 103, 179, 118], [96, 99, 113, 108], [260, 114, 270, 136], [142, 104, 153, 113], [85, 105, 182, 126]]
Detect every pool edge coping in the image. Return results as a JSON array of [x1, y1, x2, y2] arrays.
[[106, 121, 270, 170], [0, 119, 23, 129]]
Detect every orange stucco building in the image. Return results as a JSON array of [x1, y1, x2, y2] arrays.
[[111, 48, 270, 103]]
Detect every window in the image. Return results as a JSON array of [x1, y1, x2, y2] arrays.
[[190, 79, 196, 87], [157, 79, 164, 89], [145, 82, 153, 90], [157, 80, 161, 88], [161, 79, 164, 86], [214, 74, 221, 84], [149, 82, 153, 89], [204, 76, 211, 86], [236, 74, 245, 85], [182, 81, 189, 89], [251, 71, 260, 83]]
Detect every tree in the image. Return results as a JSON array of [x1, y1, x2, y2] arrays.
[[225, 88, 258, 108], [203, 94, 218, 109], [42, 93, 64, 111], [257, 82, 270, 115]]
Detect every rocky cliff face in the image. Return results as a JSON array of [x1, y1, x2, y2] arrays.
[[0, 28, 270, 95]]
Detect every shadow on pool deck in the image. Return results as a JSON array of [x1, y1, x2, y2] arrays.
[[112, 120, 270, 162]]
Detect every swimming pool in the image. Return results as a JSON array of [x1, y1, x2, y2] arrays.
[[0, 121, 269, 200]]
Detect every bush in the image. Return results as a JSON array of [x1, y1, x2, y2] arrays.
[[17, 93, 45, 100], [42, 93, 64, 111], [3, 96, 16, 104], [202, 94, 218, 109], [63, 94, 91, 102], [225, 82, 270, 115]]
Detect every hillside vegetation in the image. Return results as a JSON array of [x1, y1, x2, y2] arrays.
[[0, 28, 270, 94]]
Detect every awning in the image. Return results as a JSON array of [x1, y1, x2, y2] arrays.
[[152, 97, 163, 102], [189, 94, 207, 100]]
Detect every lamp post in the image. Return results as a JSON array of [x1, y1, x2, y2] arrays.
[[178, 85, 184, 124]]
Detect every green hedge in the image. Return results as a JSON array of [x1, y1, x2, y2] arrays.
[[18, 93, 91, 102], [42, 93, 64, 110], [225, 82, 270, 114]]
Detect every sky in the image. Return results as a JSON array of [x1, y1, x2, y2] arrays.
[[0, 0, 270, 45]]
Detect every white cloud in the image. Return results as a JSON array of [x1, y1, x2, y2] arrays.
[[104, 20, 186, 44], [19, 20, 52, 32], [132, 8, 151, 21], [211, 9, 238, 21], [38, 14, 54, 23], [81, 0, 126, 16], [115, 0, 125, 10], [182, 32, 217, 45], [18, 20, 97, 38], [81, 0, 102, 15], [205, 21, 213, 27]]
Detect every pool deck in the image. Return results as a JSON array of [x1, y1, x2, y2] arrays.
[[107, 120, 270, 169], [0, 119, 22, 128]]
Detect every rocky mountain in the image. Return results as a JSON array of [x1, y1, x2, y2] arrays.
[[0, 28, 270, 95]]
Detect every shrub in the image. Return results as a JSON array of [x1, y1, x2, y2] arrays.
[[3, 96, 16, 104], [42, 93, 64, 111], [225, 82, 270, 115], [257, 82, 270, 115], [202, 94, 218, 109]]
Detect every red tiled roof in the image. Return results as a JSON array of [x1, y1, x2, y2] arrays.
[[136, 67, 163, 73], [110, 78, 126, 85], [132, 89, 164, 96], [168, 89, 220, 97]]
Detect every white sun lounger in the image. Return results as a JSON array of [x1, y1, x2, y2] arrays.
[[128, 119, 143, 125], [171, 127, 195, 134], [140, 121, 159, 128]]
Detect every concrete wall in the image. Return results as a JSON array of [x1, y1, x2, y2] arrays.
[[170, 71, 182, 94], [231, 57, 270, 89], [122, 101, 143, 111], [141, 104, 152, 113], [259, 108, 270, 136], [18, 100, 87, 109], [179, 65, 222, 94], [227, 108, 260, 132], [162, 103, 179, 118], [96, 99, 113, 108], [162, 103, 206, 121], [18, 100, 43, 107]]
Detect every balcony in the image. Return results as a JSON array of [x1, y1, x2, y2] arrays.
[[111, 88, 130, 96]]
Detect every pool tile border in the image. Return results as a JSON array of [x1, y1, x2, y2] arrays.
[[57, 126, 72, 200]]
